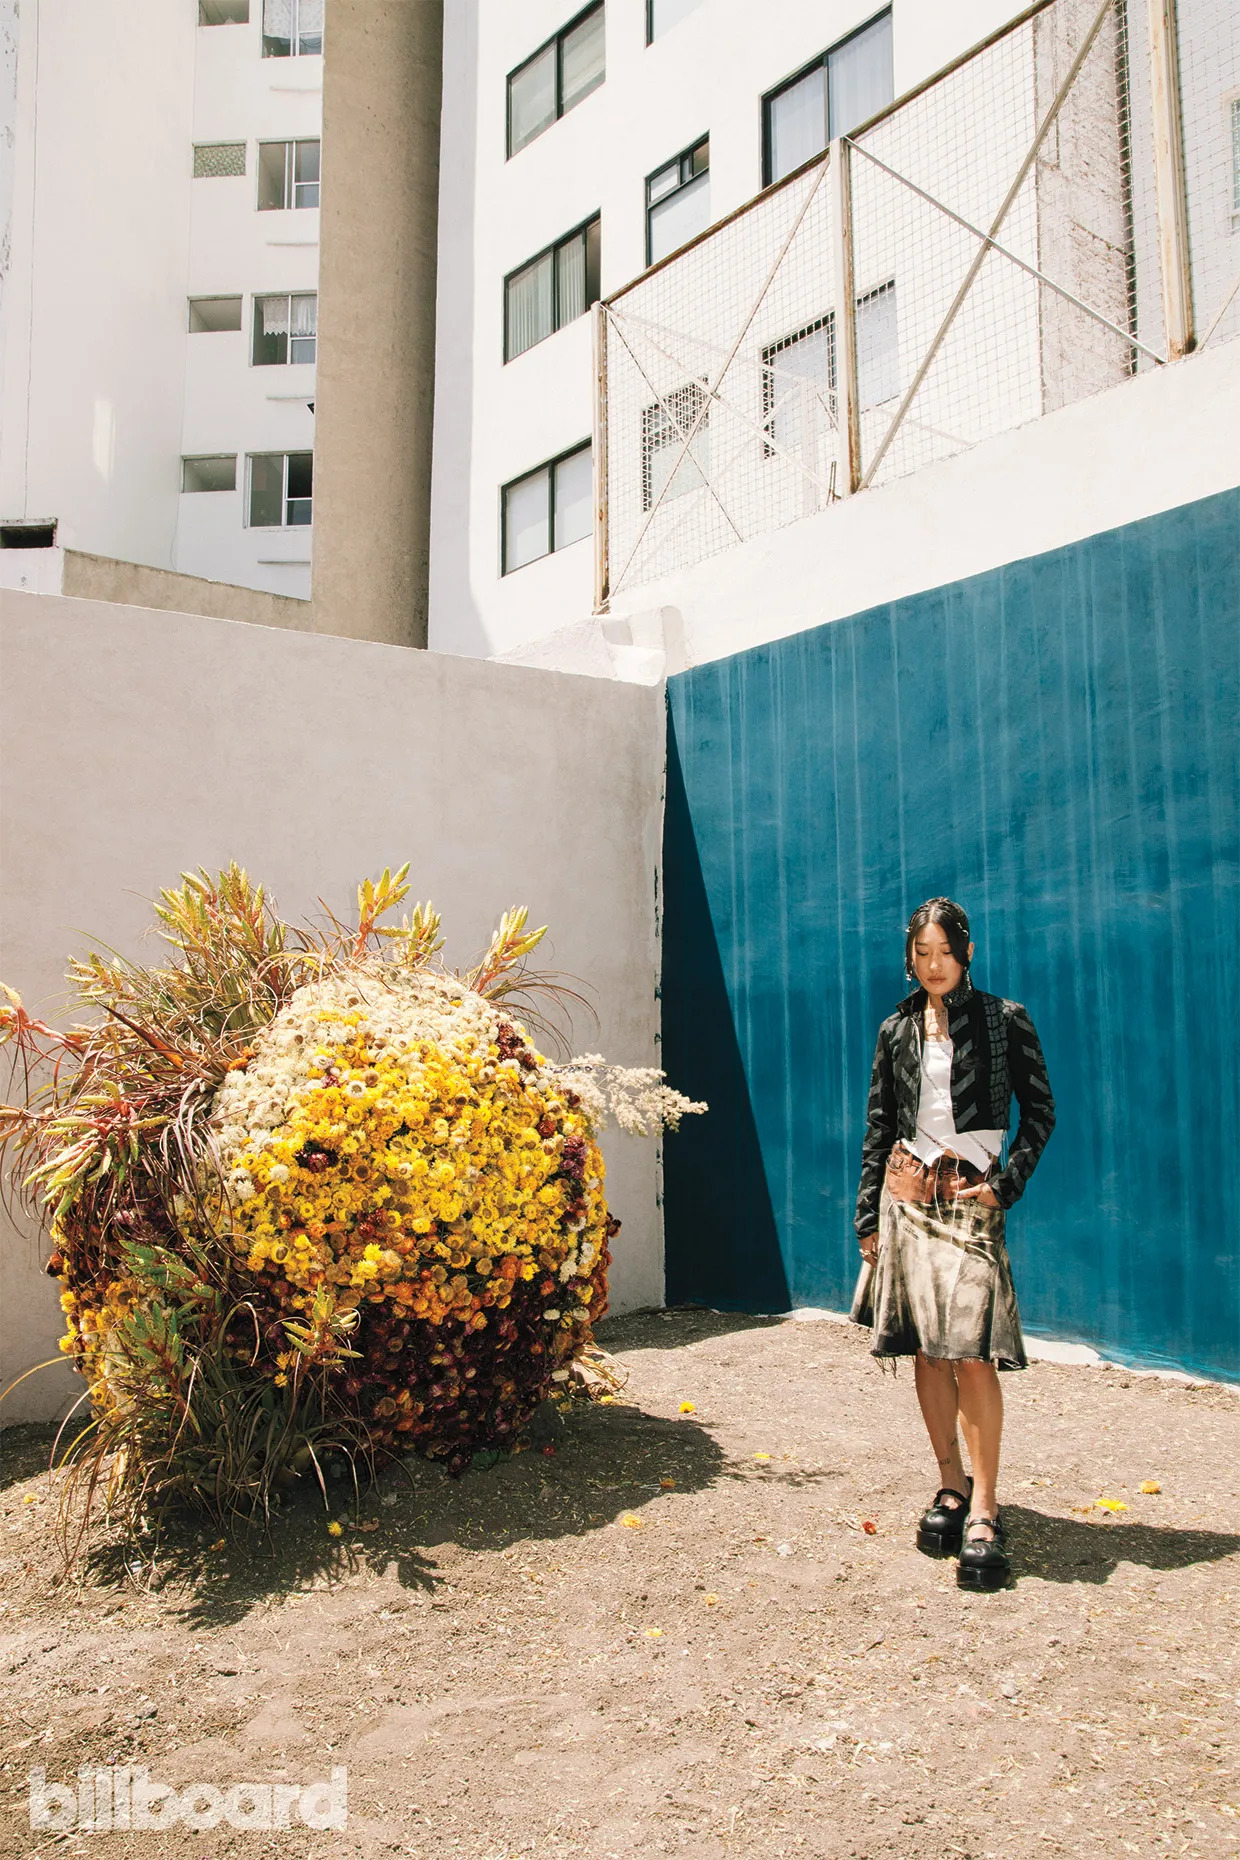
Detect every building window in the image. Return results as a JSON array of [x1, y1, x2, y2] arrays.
[[501, 442, 592, 572], [262, 0, 323, 56], [248, 451, 313, 526], [762, 314, 835, 456], [508, 3, 605, 158], [647, 0, 700, 43], [0, 521, 57, 548], [505, 218, 601, 361], [257, 139, 320, 210], [199, 0, 249, 22], [182, 455, 238, 493], [763, 10, 893, 186], [193, 142, 247, 179], [188, 296, 243, 333], [646, 136, 709, 266], [253, 293, 318, 364], [642, 381, 709, 510], [760, 280, 898, 454]]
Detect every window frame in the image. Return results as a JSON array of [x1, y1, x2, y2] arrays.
[[261, 0, 323, 57], [645, 135, 709, 267], [761, 7, 892, 188], [246, 450, 314, 528], [641, 380, 709, 512], [500, 439, 593, 575], [252, 291, 319, 365], [760, 311, 836, 458], [181, 454, 239, 494], [503, 214, 601, 363], [257, 138, 320, 210], [506, 1, 605, 159]]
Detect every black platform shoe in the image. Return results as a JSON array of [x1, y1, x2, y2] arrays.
[[915, 1477, 973, 1557], [956, 1513, 1010, 1591]]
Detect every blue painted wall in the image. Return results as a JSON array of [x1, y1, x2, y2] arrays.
[[662, 488, 1240, 1381]]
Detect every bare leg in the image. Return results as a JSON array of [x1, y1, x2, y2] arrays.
[[955, 1359, 1003, 1539], [913, 1352, 968, 1501]]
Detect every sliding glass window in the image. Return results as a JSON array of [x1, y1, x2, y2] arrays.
[[763, 10, 892, 186], [508, 4, 605, 157], [505, 217, 601, 361]]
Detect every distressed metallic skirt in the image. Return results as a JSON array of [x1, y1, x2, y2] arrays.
[[849, 1182, 1028, 1371]]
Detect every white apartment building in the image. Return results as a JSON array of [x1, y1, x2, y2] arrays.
[[0, 0, 322, 599], [1, 0, 1236, 651]]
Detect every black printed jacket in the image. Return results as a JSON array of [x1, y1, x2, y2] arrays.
[[854, 975, 1056, 1239]]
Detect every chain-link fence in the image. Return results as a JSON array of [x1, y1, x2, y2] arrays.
[[599, 0, 1228, 603]]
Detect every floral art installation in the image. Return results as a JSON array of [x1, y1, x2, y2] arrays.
[[0, 866, 704, 1551]]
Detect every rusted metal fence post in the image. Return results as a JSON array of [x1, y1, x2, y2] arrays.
[[830, 138, 862, 496]]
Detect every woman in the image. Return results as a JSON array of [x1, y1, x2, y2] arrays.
[[851, 898, 1055, 1591]]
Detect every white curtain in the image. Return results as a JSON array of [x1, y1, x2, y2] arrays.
[[261, 295, 291, 337], [263, 0, 293, 38], [556, 233, 586, 328], [290, 293, 317, 336], [507, 252, 553, 359]]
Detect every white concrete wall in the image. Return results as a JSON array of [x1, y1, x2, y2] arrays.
[[496, 308, 1240, 675], [0, 0, 195, 564], [427, 0, 1019, 661], [0, 592, 665, 1422], [0, 3, 320, 598]]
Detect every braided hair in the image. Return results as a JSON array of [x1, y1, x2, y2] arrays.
[[905, 897, 971, 983]]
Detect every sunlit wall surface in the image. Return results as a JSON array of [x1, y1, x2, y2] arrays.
[[662, 487, 1240, 1380]]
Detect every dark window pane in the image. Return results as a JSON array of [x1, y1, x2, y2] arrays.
[[506, 251, 554, 360], [253, 294, 290, 365], [249, 454, 285, 525], [294, 139, 320, 207], [509, 43, 556, 155], [768, 66, 826, 183], [585, 216, 601, 308], [503, 467, 551, 570], [561, 6, 604, 114], [257, 141, 289, 208], [286, 451, 313, 525], [689, 136, 709, 176], [182, 455, 237, 492], [827, 10, 893, 138]]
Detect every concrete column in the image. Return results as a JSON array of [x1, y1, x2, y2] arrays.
[[311, 0, 444, 647]]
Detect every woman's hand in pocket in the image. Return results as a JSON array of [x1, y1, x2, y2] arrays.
[[956, 1183, 1000, 1208]]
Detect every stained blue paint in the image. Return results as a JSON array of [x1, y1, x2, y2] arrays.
[[662, 489, 1240, 1381]]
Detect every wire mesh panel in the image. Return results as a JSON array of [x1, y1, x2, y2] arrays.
[[601, 0, 1182, 601], [604, 159, 840, 595], [1175, 0, 1240, 345]]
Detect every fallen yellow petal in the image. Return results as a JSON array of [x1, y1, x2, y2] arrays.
[[21, 1495, 36, 1506], [1095, 1498, 1128, 1512], [703, 1592, 720, 1605], [620, 1513, 643, 1529], [645, 1627, 662, 1638], [1139, 1480, 1161, 1495], [659, 1477, 676, 1489], [327, 1520, 344, 1537], [753, 1452, 771, 1463], [678, 1401, 696, 1414]]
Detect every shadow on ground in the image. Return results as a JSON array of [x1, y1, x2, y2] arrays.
[[1007, 1503, 1240, 1584], [74, 1389, 737, 1630]]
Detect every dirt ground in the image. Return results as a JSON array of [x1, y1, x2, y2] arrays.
[[1, 1307, 1238, 1860]]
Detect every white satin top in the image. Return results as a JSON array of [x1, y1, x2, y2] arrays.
[[910, 1036, 1005, 1174]]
